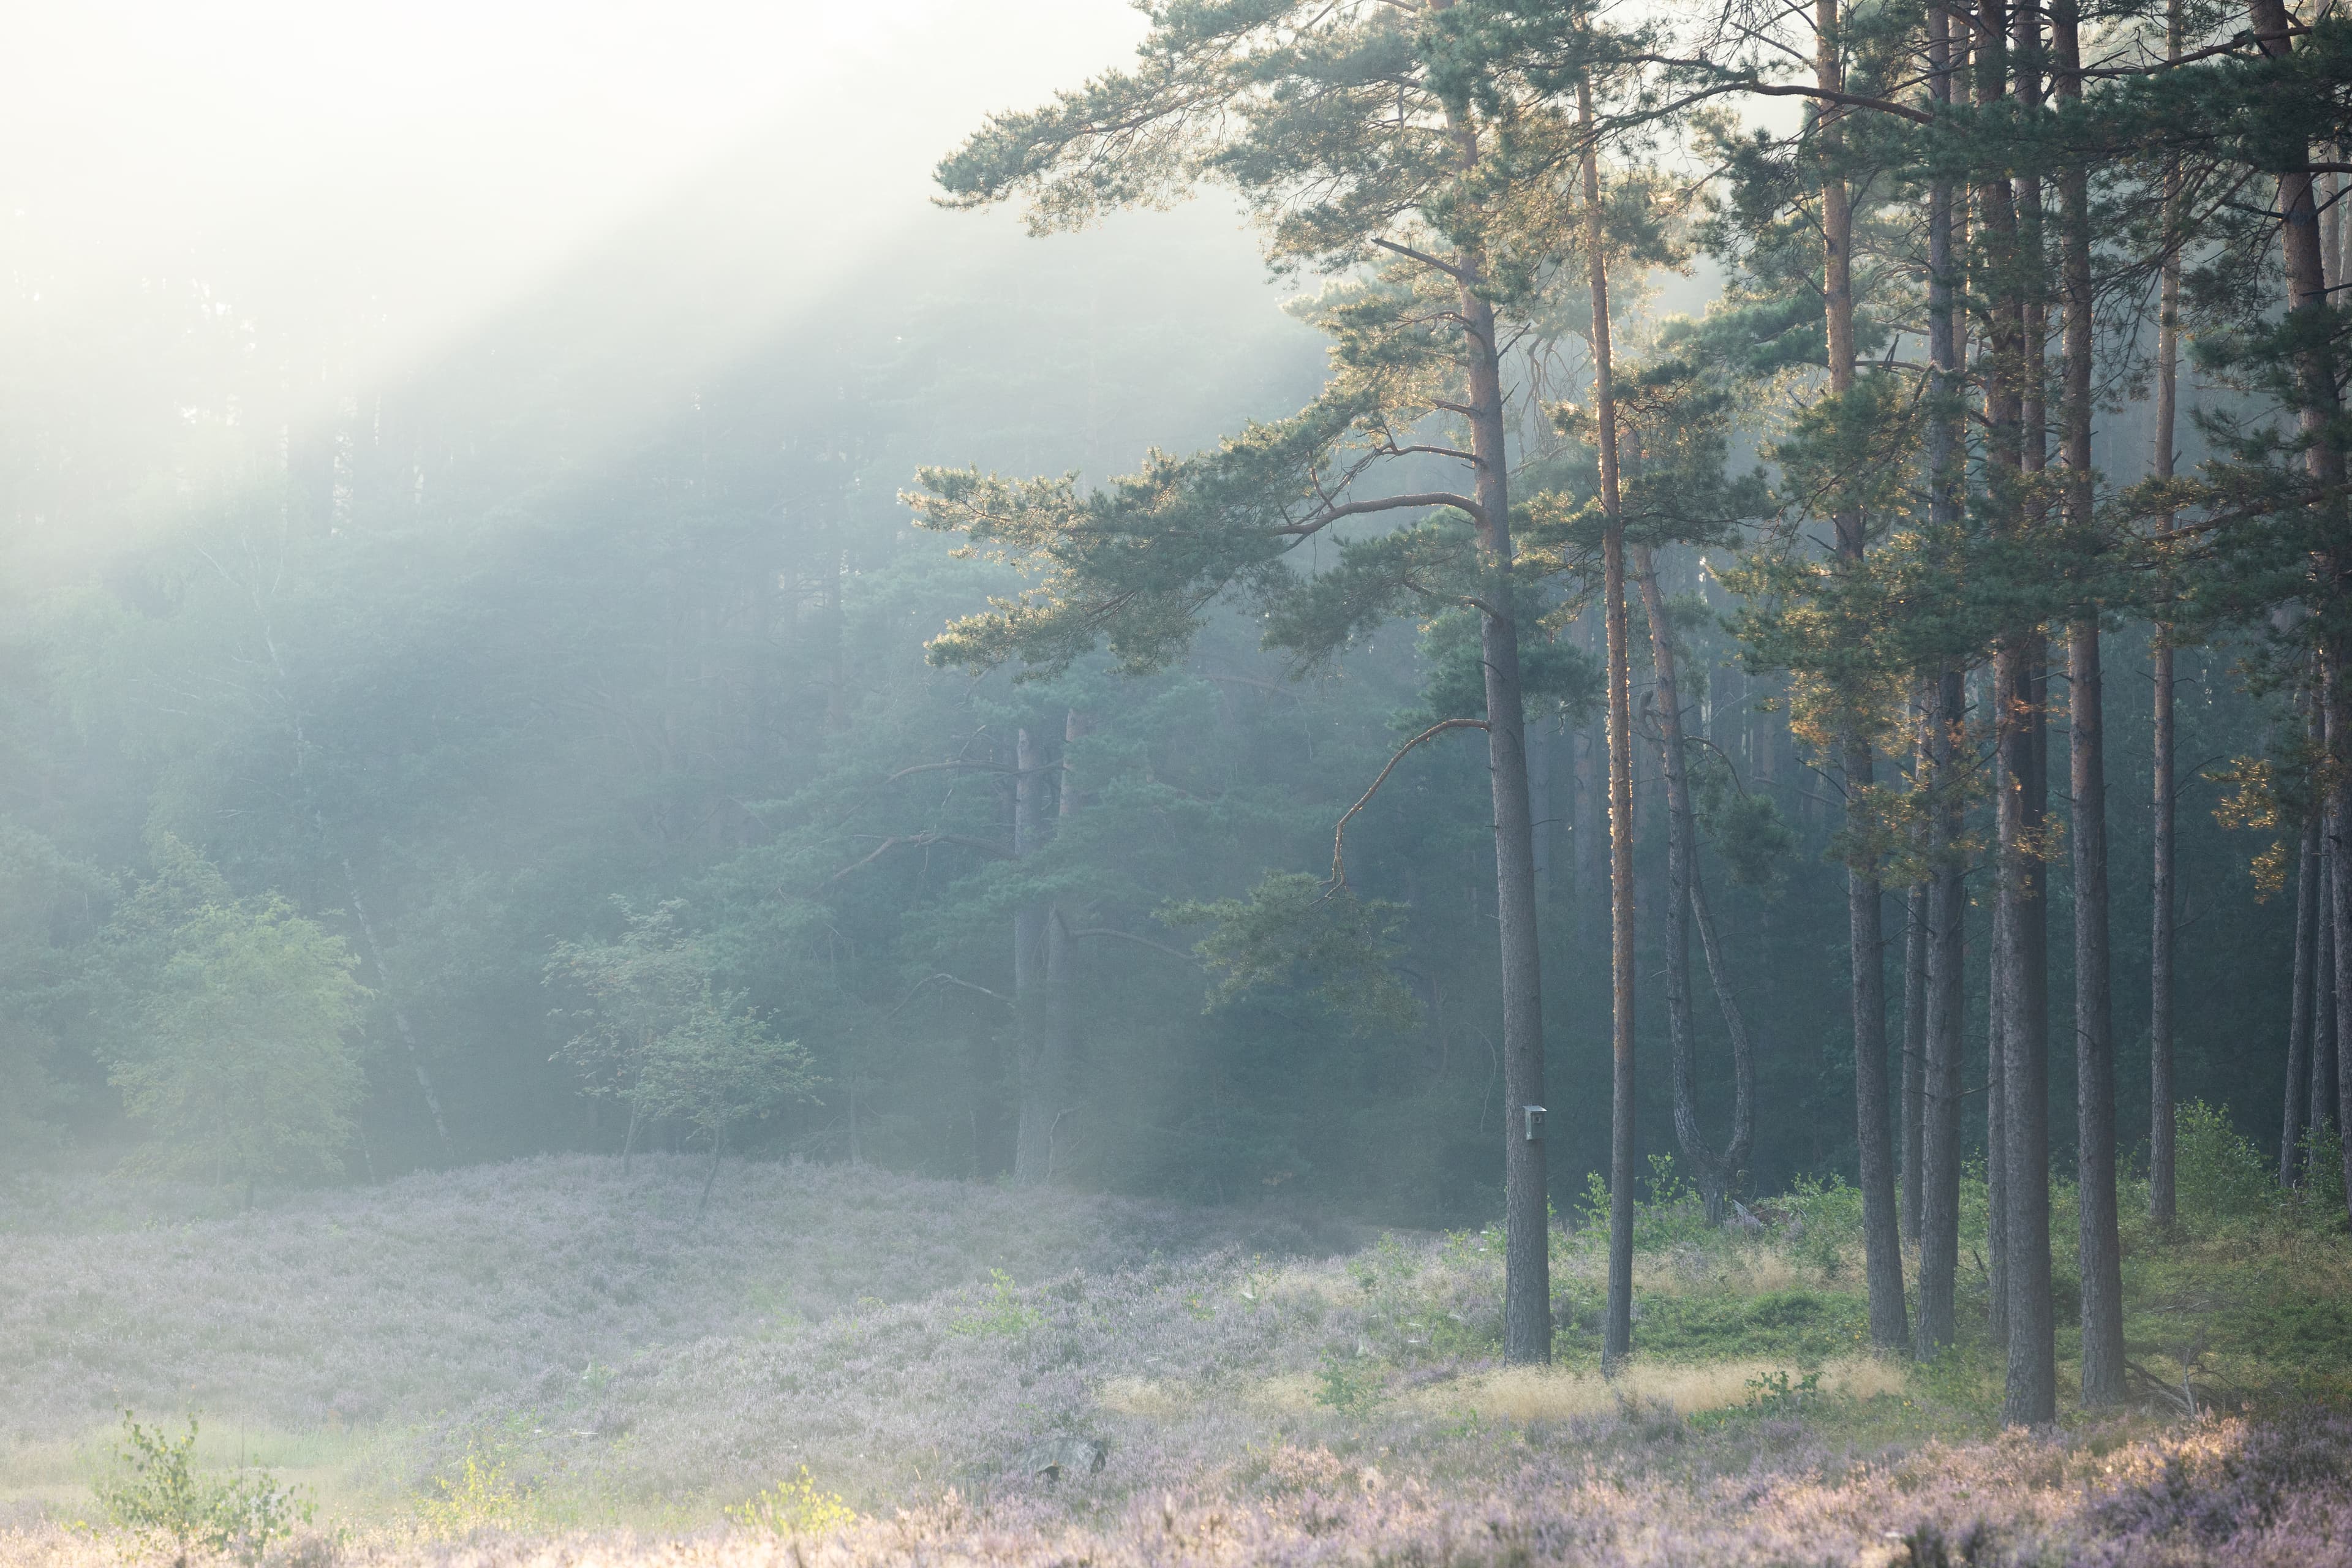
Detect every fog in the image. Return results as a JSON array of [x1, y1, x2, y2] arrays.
[[1, 4, 2346, 1561], [2, 0, 1291, 571]]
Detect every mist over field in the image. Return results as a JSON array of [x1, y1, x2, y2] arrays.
[[6, 1, 2352, 1564]]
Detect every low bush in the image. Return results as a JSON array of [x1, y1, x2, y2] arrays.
[[92, 1412, 309, 1566], [725, 1469, 855, 1536], [2174, 1099, 2273, 1224]]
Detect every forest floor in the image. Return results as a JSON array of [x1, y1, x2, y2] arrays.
[[2, 1153, 2350, 1566]]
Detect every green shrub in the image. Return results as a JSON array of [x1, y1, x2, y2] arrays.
[[1780, 1175, 1864, 1278], [949, 1269, 1045, 1336], [726, 1468, 857, 1535], [2174, 1100, 2272, 1223], [1313, 1344, 1387, 1415], [2290, 1122, 2347, 1225], [1572, 1155, 1721, 1252], [418, 1448, 526, 1535], [94, 1411, 311, 1566]]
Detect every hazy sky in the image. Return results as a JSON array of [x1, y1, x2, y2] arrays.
[[3, 0, 1172, 380]]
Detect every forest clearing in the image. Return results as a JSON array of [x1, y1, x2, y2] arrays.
[[2, 1150, 2349, 1566], [10, 0, 2352, 1561]]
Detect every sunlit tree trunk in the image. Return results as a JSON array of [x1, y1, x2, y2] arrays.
[[1440, 100, 1551, 1361], [1582, 75, 1635, 1371]]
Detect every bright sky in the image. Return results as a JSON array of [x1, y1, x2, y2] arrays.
[[2, 0, 1156, 372]]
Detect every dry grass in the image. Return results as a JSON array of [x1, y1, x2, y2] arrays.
[[8, 1412, 2352, 1568], [1406, 1354, 1908, 1422]]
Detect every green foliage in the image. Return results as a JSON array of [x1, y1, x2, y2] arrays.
[[1574, 1154, 1720, 1252], [548, 900, 816, 1152], [950, 1269, 1046, 1337], [727, 1468, 858, 1536], [1691, 752, 1796, 889], [95, 1412, 311, 1566], [1313, 1346, 1389, 1416], [1742, 1368, 1824, 1415], [1632, 1291, 1863, 1366], [1777, 1176, 1866, 1280], [1163, 872, 1418, 1035], [102, 845, 366, 1193], [2291, 1122, 2348, 1225], [2173, 1099, 2273, 1224], [418, 1448, 527, 1536]]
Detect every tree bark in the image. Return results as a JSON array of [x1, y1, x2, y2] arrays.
[[1472, 311, 1551, 1366], [1038, 707, 1091, 1185], [1818, 0, 1907, 1349], [1011, 725, 1054, 1185], [2070, 620, 2124, 1404], [1448, 103, 1551, 1362], [2052, 0, 2122, 1408], [2320, 853, 2340, 1140], [1915, 0, 1968, 1361], [2242, 2, 2352, 1234], [2285, 813, 2318, 1183], [2149, 0, 2184, 1227], [1637, 545, 1757, 1227], [1975, 0, 2019, 1349], [1917, 668, 1969, 1357], [1583, 74, 1635, 1372], [1988, 731, 2010, 1348], [1997, 633, 2056, 1425], [1903, 870, 1928, 1242], [1991, 0, 2058, 1429]]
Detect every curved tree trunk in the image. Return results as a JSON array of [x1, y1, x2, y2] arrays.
[[1636, 545, 1756, 1227]]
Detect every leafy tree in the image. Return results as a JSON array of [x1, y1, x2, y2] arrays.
[[103, 852, 367, 1200], [548, 899, 815, 1205]]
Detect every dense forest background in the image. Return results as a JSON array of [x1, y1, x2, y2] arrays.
[[0, 153, 2292, 1231]]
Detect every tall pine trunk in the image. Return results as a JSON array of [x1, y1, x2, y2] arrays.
[[2149, 0, 2185, 1226], [1916, 0, 1969, 1359], [2053, 0, 2122, 1408], [1918, 669, 1970, 1355], [1819, 0, 1908, 1349], [2285, 813, 2319, 1182], [1583, 75, 1637, 1371], [1973, 0, 2019, 1354], [1638, 545, 1757, 1226], [2247, 0, 2352, 1228], [1449, 109, 1551, 1367], [1903, 868, 1928, 1242], [2320, 856, 2340, 1139], [1994, 0, 2058, 1428], [1011, 724, 1055, 1185]]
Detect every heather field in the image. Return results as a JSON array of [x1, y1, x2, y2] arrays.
[[4, 1155, 2351, 1567]]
